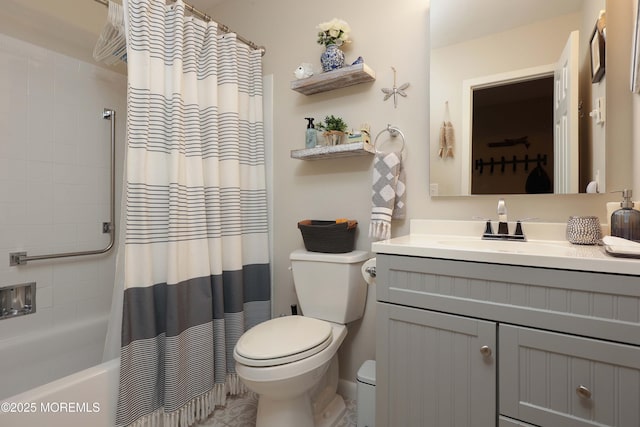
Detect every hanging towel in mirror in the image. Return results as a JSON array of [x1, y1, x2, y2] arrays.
[[438, 121, 455, 158], [370, 151, 406, 240]]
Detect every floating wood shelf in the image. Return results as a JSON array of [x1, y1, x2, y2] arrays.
[[290, 63, 376, 95], [291, 141, 375, 160]]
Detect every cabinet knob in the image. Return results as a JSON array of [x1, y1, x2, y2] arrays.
[[479, 345, 492, 357], [576, 385, 592, 400]]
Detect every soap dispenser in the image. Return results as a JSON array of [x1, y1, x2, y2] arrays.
[[304, 117, 316, 148], [610, 189, 640, 242]]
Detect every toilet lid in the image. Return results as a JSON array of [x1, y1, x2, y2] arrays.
[[234, 316, 333, 367]]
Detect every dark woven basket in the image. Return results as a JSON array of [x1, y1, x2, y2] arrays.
[[297, 219, 358, 253]]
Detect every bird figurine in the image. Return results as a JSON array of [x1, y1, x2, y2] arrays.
[[294, 63, 314, 79], [381, 67, 409, 108]]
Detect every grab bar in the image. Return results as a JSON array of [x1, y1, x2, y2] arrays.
[[9, 108, 116, 266]]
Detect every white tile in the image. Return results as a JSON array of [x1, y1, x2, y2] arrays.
[[0, 307, 53, 340], [35, 286, 53, 309], [53, 259, 99, 285], [52, 302, 77, 326], [52, 223, 79, 247], [0, 202, 28, 226], [0, 33, 124, 338], [27, 160, 54, 184], [76, 296, 111, 320]]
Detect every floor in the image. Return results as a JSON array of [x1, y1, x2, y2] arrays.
[[197, 392, 358, 427]]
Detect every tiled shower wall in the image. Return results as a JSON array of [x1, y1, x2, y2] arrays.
[[0, 33, 126, 340]]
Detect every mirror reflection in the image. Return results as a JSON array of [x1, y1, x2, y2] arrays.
[[429, 0, 608, 196]]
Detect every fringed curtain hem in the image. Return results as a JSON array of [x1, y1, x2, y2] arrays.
[[125, 374, 248, 427]]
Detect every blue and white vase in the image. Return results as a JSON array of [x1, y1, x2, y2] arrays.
[[320, 44, 345, 72]]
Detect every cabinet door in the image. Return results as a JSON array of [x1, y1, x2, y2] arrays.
[[500, 325, 640, 426], [376, 302, 496, 427]]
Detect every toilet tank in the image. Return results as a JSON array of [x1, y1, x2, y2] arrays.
[[290, 249, 370, 324]]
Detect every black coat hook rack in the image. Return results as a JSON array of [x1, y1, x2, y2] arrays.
[[475, 153, 547, 175], [487, 136, 530, 149]]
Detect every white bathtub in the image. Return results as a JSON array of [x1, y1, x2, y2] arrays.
[[0, 358, 119, 427], [0, 315, 119, 426]]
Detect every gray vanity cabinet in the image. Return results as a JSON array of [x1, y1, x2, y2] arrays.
[[376, 302, 496, 426], [375, 254, 640, 427]]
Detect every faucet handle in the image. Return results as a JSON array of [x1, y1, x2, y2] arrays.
[[473, 216, 495, 236], [514, 221, 524, 237], [484, 220, 494, 235], [516, 217, 539, 222]]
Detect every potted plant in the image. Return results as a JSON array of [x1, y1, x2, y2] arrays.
[[316, 115, 348, 145]]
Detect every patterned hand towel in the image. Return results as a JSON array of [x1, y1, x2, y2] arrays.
[[369, 151, 406, 240]]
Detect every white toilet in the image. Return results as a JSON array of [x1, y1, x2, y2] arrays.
[[233, 249, 371, 427]]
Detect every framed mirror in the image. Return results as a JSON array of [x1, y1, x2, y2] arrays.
[[429, 0, 631, 196]]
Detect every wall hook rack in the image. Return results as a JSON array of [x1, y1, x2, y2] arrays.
[[475, 153, 547, 175]]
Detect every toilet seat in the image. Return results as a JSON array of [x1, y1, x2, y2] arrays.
[[234, 316, 333, 367]]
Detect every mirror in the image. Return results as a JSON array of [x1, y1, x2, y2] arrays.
[[429, 0, 623, 196]]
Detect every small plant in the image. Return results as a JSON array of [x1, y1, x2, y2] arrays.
[[316, 115, 348, 133]]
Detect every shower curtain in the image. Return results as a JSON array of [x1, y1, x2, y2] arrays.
[[116, 1, 270, 426]]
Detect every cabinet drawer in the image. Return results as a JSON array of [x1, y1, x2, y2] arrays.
[[500, 325, 640, 426], [377, 255, 640, 346], [499, 416, 537, 426]]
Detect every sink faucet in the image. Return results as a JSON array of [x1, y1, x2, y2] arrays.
[[497, 198, 508, 234], [481, 198, 526, 241]]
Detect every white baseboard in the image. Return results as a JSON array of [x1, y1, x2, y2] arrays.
[[338, 379, 357, 401]]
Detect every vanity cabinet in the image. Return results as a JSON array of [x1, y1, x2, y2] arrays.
[[376, 303, 496, 426], [375, 254, 640, 427]]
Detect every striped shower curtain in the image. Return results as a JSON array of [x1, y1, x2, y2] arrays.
[[116, 1, 270, 426]]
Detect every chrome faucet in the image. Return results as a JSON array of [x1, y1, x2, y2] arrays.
[[481, 198, 526, 241], [497, 198, 508, 234]]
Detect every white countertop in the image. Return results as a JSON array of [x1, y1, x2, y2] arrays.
[[371, 220, 640, 276]]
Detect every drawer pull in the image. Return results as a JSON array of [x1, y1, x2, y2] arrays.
[[479, 345, 492, 357], [576, 385, 592, 399]]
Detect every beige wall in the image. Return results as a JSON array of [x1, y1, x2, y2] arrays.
[[210, 0, 637, 383]]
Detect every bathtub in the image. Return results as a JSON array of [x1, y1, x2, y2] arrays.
[[0, 315, 119, 426], [0, 358, 119, 427]]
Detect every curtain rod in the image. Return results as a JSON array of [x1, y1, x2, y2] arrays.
[[93, 0, 265, 55]]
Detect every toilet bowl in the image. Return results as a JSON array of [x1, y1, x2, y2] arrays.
[[233, 249, 371, 427], [234, 317, 347, 427]]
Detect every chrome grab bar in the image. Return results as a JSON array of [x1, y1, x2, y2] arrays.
[[9, 108, 116, 266]]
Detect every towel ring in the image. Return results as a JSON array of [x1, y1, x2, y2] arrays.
[[374, 124, 406, 154]]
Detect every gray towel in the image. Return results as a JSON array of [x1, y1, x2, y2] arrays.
[[369, 151, 406, 240]]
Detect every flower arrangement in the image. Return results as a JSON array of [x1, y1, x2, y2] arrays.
[[316, 18, 351, 47]]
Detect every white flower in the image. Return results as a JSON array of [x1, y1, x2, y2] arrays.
[[316, 18, 352, 47]]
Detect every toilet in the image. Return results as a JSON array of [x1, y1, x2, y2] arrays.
[[233, 249, 371, 427]]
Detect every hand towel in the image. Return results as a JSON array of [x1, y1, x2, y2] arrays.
[[603, 235, 640, 257], [438, 120, 455, 158], [369, 151, 406, 240]]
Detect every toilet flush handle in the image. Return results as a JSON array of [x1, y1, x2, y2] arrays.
[[365, 266, 376, 278]]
